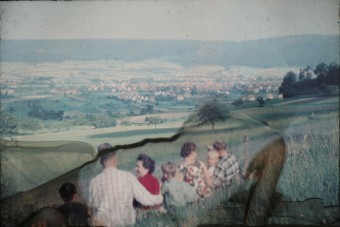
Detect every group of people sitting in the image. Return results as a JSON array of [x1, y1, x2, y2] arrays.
[[35, 140, 242, 226]]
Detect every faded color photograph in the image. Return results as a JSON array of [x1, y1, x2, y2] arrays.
[[1, 0, 339, 226]]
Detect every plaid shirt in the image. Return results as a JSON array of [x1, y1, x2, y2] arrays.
[[212, 153, 240, 189], [89, 167, 162, 226]]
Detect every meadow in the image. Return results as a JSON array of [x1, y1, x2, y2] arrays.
[[129, 113, 338, 225], [76, 97, 338, 225], [1, 96, 339, 226]]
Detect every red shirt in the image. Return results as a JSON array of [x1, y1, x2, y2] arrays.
[[138, 173, 160, 195]]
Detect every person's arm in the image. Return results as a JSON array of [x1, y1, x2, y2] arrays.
[[211, 160, 227, 188], [200, 161, 212, 187], [161, 181, 168, 195], [131, 174, 163, 206], [88, 180, 97, 217]]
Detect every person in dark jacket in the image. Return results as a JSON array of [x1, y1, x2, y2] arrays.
[[57, 182, 89, 226]]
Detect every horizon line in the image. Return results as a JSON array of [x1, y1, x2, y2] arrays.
[[1, 33, 338, 43]]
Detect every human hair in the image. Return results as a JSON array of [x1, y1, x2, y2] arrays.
[[161, 162, 177, 177], [97, 143, 113, 153], [58, 182, 77, 202], [180, 142, 197, 158], [99, 151, 116, 166], [213, 140, 226, 151], [206, 144, 214, 152], [137, 153, 155, 174]]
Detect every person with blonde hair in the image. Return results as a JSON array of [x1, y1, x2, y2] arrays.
[[207, 150, 219, 177], [161, 162, 197, 211]]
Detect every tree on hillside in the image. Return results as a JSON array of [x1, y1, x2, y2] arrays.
[[314, 63, 328, 83], [256, 96, 265, 107], [279, 63, 339, 98], [279, 71, 297, 98], [193, 99, 231, 130], [0, 112, 18, 135], [71, 116, 88, 129], [20, 119, 42, 134], [85, 114, 117, 129], [232, 98, 244, 107], [324, 62, 340, 85], [28, 103, 64, 120], [299, 66, 312, 81], [140, 104, 154, 115], [279, 71, 297, 91], [145, 116, 164, 129]]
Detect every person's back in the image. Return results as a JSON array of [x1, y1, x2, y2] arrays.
[[89, 143, 162, 226], [90, 168, 139, 225], [57, 182, 89, 226], [161, 162, 197, 211], [178, 142, 212, 198], [211, 140, 241, 191], [57, 201, 88, 226], [162, 178, 197, 210]]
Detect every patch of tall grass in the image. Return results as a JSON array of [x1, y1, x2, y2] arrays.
[[80, 111, 338, 226], [278, 116, 339, 206], [135, 188, 230, 227]]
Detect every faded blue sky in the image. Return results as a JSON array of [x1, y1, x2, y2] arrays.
[[0, 0, 339, 41]]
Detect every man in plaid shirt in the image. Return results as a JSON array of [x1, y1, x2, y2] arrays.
[[89, 143, 163, 226], [211, 140, 241, 192]]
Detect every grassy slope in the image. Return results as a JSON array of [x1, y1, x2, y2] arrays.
[[1, 96, 338, 226]]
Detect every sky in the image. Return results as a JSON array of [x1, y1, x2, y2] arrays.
[[0, 0, 339, 41]]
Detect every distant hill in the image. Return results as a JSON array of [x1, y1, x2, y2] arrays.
[[0, 35, 338, 67]]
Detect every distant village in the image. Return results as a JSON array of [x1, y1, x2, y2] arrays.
[[1, 71, 283, 104], [0, 60, 294, 113]]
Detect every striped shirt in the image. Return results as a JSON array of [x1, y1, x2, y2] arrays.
[[89, 167, 162, 226], [212, 153, 240, 189]]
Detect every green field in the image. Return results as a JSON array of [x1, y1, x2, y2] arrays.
[[1, 96, 339, 226]]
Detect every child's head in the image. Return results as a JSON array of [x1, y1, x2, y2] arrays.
[[59, 182, 77, 202], [206, 144, 214, 152], [207, 151, 219, 167], [161, 162, 177, 181]]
